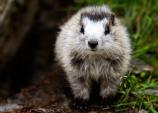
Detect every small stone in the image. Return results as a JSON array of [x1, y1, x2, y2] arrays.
[[138, 109, 148, 113]]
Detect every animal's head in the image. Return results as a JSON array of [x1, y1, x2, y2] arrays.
[[64, 6, 129, 56]]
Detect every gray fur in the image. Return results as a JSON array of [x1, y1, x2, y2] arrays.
[[55, 5, 131, 101]]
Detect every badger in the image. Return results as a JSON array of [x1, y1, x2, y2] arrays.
[[55, 5, 131, 110]]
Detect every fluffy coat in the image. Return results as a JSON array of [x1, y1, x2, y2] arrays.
[[55, 5, 131, 107]]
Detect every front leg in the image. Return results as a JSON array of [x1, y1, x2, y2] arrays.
[[67, 75, 91, 111], [100, 76, 120, 105]]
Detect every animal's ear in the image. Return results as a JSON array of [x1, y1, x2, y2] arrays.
[[110, 13, 115, 26]]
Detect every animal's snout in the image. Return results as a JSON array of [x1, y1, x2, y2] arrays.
[[88, 40, 98, 49]]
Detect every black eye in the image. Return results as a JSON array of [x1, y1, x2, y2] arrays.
[[104, 26, 110, 35], [80, 25, 84, 34]]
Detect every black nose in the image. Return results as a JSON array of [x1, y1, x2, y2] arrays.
[[88, 40, 98, 49]]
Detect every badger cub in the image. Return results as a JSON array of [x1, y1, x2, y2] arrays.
[[55, 5, 131, 110]]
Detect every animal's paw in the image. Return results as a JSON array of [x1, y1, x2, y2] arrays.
[[100, 93, 121, 107], [101, 96, 115, 106], [70, 98, 89, 111]]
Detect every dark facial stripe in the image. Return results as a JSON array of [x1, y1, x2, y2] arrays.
[[81, 12, 115, 26], [81, 12, 111, 21]]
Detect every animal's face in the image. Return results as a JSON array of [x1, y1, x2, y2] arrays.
[[75, 12, 117, 55]]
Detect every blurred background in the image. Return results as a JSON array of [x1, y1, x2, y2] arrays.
[[0, 0, 75, 97], [0, 0, 158, 112]]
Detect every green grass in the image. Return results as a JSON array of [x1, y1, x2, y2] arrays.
[[116, 72, 158, 112], [74, 0, 158, 112]]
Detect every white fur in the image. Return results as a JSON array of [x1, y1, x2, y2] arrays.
[[55, 5, 131, 100]]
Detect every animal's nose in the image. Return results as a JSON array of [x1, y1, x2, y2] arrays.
[[88, 40, 98, 49]]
